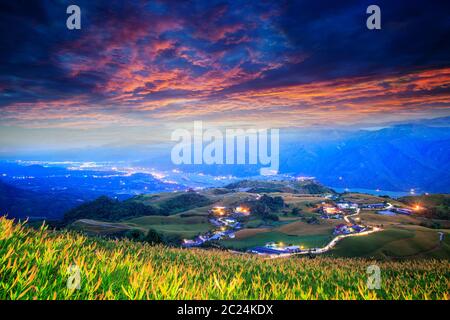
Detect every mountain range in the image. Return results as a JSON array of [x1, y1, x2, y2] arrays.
[[165, 122, 450, 193], [280, 124, 450, 193], [1, 119, 449, 194]]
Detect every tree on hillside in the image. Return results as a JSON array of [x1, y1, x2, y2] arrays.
[[291, 207, 301, 216], [63, 196, 160, 223], [265, 213, 279, 221], [243, 194, 286, 218], [145, 229, 164, 244], [124, 229, 145, 241], [163, 234, 182, 246]]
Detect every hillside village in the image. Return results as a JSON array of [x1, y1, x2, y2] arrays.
[[59, 179, 449, 260], [178, 183, 439, 257], [182, 205, 249, 247]]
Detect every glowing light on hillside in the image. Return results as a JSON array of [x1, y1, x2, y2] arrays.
[[151, 172, 166, 180], [235, 206, 250, 215], [212, 206, 226, 216]]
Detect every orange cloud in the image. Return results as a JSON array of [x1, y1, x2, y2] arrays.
[[1, 67, 449, 129]]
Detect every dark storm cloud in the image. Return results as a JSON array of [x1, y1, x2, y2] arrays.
[[221, 0, 450, 94], [0, 0, 449, 127]]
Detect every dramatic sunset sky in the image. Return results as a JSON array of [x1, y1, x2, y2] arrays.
[[0, 0, 449, 152]]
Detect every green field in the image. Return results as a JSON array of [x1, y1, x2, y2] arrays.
[[330, 226, 450, 259], [70, 219, 132, 235], [125, 215, 211, 238], [220, 231, 332, 250], [1, 217, 448, 300], [70, 215, 213, 239]]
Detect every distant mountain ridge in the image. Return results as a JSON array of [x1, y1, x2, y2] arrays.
[[155, 122, 450, 193], [280, 124, 450, 193], [224, 179, 334, 194], [1, 120, 449, 194], [0, 180, 85, 220]]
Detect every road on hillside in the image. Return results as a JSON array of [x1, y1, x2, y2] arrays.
[[264, 207, 383, 259]]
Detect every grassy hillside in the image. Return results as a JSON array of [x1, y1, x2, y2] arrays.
[[224, 179, 334, 194], [1, 217, 448, 300], [60, 181, 361, 233], [220, 218, 339, 250], [70, 219, 133, 236], [64, 189, 450, 258], [125, 215, 211, 238], [341, 193, 405, 207], [399, 194, 450, 207], [398, 194, 450, 220], [64, 196, 160, 223], [220, 231, 331, 250], [133, 192, 213, 214], [330, 226, 450, 259], [64, 191, 213, 223]]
